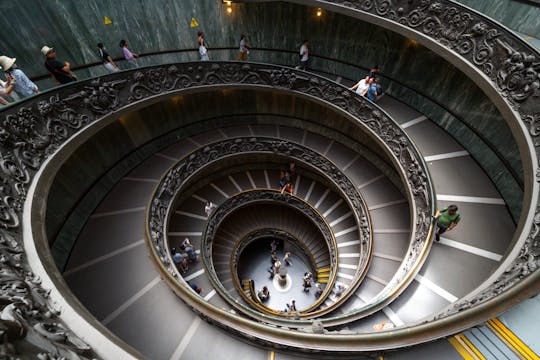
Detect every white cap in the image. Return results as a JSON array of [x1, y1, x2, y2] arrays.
[[0, 56, 16, 71], [41, 45, 54, 56]]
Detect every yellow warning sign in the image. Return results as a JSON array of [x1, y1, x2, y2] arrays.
[[190, 17, 199, 27], [104, 16, 112, 25]]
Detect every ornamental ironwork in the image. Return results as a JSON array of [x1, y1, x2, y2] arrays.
[[201, 190, 338, 317], [5, 61, 435, 356], [278, 0, 540, 319], [147, 137, 368, 321]]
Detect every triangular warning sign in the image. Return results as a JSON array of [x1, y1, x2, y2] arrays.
[[104, 16, 112, 25], [190, 17, 199, 27]]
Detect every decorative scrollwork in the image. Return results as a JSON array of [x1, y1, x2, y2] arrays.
[[0, 60, 434, 355], [147, 137, 370, 284], [204, 190, 337, 315], [301, 0, 540, 320]]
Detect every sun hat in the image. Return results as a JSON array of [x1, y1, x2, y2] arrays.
[[41, 45, 54, 56], [0, 56, 16, 71]]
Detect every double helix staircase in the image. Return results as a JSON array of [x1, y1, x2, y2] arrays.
[[60, 88, 515, 357]]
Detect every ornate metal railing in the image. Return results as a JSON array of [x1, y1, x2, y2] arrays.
[[15, 61, 434, 356], [231, 228, 320, 313], [248, 0, 540, 322], [202, 189, 337, 318], [146, 127, 436, 324], [9, 0, 536, 353], [146, 135, 370, 322], [24, 45, 523, 214]]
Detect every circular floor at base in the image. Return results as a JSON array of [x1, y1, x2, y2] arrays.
[[238, 248, 318, 312]]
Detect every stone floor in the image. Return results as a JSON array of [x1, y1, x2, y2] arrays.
[[238, 245, 318, 312]]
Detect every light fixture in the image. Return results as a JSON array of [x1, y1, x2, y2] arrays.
[[223, 0, 232, 14], [407, 38, 418, 47], [316, 8, 322, 17]]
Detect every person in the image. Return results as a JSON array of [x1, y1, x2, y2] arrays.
[[204, 201, 216, 217], [189, 282, 202, 294], [373, 321, 394, 331], [0, 56, 39, 99], [314, 282, 323, 298], [119, 39, 139, 68], [178, 256, 188, 273], [270, 239, 277, 252], [368, 64, 380, 78], [281, 182, 294, 194], [274, 260, 282, 273], [236, 34, 249, 61], [303, 277, 311, 292], [97, 43, 120, 73], [374, 77, 383, 96], [289, 161, 296, 179], [283, 252, 292, 266], [334, 283, 345, 297], [366, 77, 379, 102], [185, 243, 199, 262], [279, 170, 287, 188], [0, 79, 15, 104], [434, 204, 461, 241], [258, 286, 270, 301], [288, 299, 297, 312], [172, 248, 189, 272], [349, 75, 370, 96], [298, 40, 309, 70], [198, 31, 209, 61], [171, 247, 182, 263], [270, 251, 278, 265], [303, 272, 312, 281], [182, 237, 193, 248], [41, 46, 77, 85], [268, 264, 276, 279]]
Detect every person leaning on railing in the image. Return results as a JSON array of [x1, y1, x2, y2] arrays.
[[41, 45, 77, 85], [97, 43, 120, 73], [0, 56, 39, 99]]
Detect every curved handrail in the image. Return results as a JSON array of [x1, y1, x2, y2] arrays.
[[270, 0, 539, 323], [13, 0, 539, 354], [148, 134, 371, 322], [22, 45, 523, 194], [16, 61, 434, 355], [231, 229, 321, 315], [143, 65, 435, 322], [202, 190, 337, 318]]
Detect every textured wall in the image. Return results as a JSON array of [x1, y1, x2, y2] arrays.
[[456, 0, 540, 38], [0, 0, 523, 216]]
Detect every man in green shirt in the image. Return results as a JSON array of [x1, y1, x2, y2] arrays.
[[434, 204, 460, 241]]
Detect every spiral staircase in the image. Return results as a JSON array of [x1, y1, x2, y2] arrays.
[[1, 1, 540, 360], [55, 88, 515, 358]]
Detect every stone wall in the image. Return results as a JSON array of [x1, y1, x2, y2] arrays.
[[456, 0, 540, 38], [0, 0, 523, 217]]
